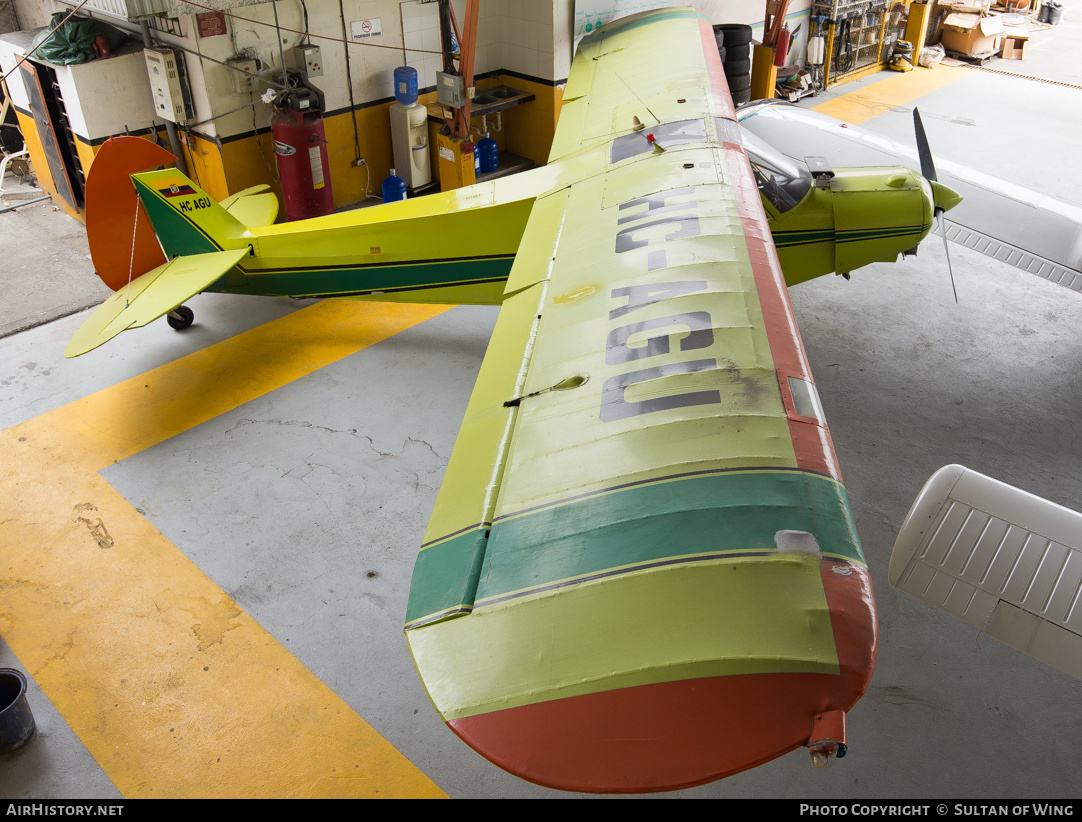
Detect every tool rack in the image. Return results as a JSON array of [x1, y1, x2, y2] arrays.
[[813, 0, 907, 85]]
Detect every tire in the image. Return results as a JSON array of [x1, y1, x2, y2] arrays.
[[716, 44, 726, 63], [727, 73, 751, 92], [723, 58, 751, 77], [167, 305, 194, 330], [716, 23, 753, 47], [725, 43, 751, 61], [731, 88, 752, 105]]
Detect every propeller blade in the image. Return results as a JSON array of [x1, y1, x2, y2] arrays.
[[913, 108, 937, 183], [938, 210, 958, 303], [915, 109, 955, 301]]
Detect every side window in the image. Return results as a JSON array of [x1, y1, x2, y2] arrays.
[[741, 131, 812, 215], [751, 161, 802, 214]]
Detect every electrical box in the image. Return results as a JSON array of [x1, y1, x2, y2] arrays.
[[144, 46, 192, 122], [227, 57, 260, 93], [436, 71, 466, 108], [287, 45, 323, 78]]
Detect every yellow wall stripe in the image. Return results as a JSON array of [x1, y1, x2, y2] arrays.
[[0, 300, 451, 797], [812, 64, 971, 125]]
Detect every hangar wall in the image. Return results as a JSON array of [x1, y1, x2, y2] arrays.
[[2, 0, 811, 220]]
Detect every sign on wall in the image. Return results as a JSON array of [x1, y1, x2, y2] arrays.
[[196, 12, 228, 39], [351, 18, 383, 40]]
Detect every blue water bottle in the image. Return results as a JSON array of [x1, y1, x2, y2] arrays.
[[478, 131, 498, 173], [393, 66, 418, 105], [383, 169, 407, 202]]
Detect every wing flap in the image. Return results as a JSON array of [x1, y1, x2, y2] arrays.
[[891, 464, 1082, 678], [65, 249, 248, 357], [404, 282, 545, 628]]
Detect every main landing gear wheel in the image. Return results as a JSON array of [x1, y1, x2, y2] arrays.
[[167, 305, 194, 330]]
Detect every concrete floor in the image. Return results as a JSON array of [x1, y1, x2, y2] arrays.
[[1, 14, 1081, 799]]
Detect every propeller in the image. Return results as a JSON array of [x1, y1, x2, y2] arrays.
[[913, 108, 958, 303]]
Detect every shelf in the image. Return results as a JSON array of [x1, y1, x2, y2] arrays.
[[426, 85, 535, 123], [476, 152, 533, 183]]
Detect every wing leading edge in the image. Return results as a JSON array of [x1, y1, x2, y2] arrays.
[[406, 8, 878, 793]]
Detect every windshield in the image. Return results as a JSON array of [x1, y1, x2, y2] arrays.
[[740, 129, 812, 215]]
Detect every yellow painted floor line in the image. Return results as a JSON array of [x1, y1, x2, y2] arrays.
[[0, 300, 451, 798], [812, 64, 972, 125]]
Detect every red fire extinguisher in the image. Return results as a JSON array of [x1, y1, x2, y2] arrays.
[[272, 84, 334, 222]]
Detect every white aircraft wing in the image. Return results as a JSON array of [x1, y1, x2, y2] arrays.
[[890, 464, 1082, 679]]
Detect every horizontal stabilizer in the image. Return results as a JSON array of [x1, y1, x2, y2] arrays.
[[219, 184, 270, 210], [65, 249, 248, 358], [891, 465, 1082, 679], [221, 185, 279, 228]]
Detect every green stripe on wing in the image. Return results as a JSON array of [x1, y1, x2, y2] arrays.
[[406, 468, 864, 627]]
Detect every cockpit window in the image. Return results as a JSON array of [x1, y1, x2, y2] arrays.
[[741, 130, 812, 215]]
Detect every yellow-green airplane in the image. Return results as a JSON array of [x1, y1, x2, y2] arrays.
[[65, 7, 961, 793]]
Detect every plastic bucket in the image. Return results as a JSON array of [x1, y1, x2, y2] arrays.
[[0, 669, 35, 752]]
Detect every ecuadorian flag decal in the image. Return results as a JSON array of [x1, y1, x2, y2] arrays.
[[154, 174, 197, 198]]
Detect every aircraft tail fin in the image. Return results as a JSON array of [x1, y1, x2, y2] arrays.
[[130, 168, 249, 259]]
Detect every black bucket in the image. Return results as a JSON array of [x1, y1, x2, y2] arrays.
[[0, 669, 36, 752]]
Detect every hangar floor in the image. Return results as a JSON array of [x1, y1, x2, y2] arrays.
[[2, 17, 1081, 799]]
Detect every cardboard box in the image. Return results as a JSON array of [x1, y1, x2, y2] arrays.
[[999, 33, 1029, 60], [936, 0, 992, 11], [940, 12, 1006, 55]]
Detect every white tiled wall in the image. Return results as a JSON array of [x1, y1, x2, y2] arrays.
[[483, 0, 558, 81], [401, 0, 443, 89], [401, 0, 560, 87]]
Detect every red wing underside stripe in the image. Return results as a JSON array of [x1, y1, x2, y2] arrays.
[[446, 566, 877, 794], [725, 148, 843, 481]]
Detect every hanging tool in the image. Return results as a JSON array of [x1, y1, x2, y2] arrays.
[[833, 13, 854, 75]]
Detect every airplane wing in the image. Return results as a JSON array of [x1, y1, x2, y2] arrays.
[[737, 101, 1082, 293], [890, 465, 1082, 680], [405, 8, 877, 793], [64, 249, 248, 358]]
